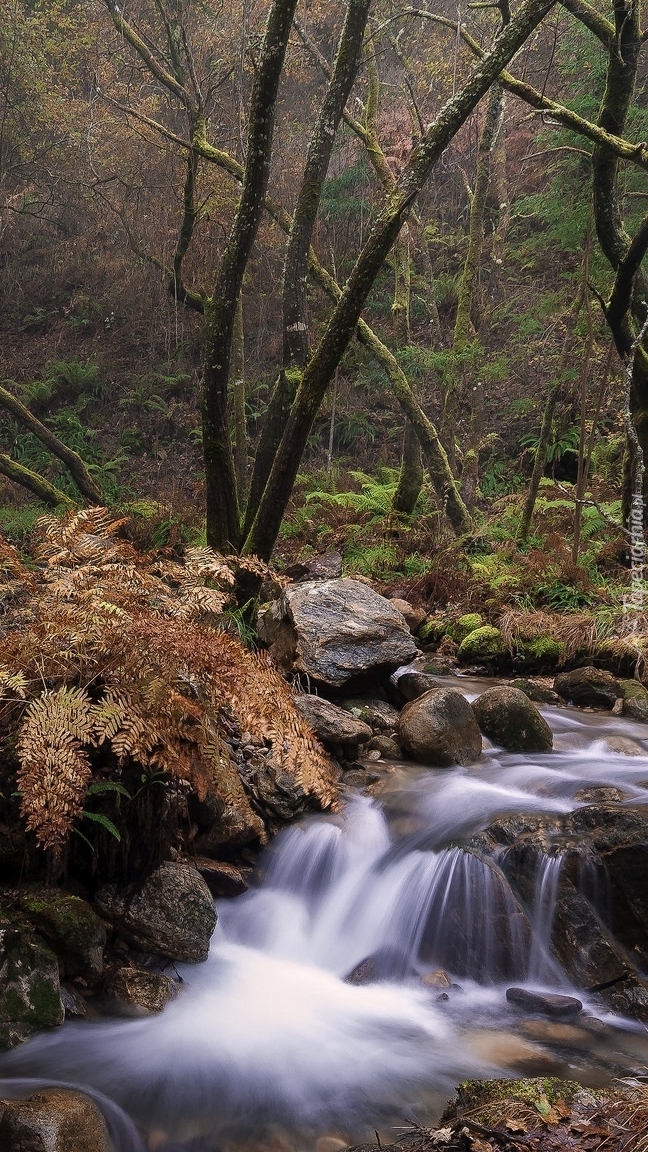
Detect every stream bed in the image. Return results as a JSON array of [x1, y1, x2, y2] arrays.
[[3, 688, 648, 1150]]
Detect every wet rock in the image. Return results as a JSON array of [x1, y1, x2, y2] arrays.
[[574, 786, 627, 803], [340, 697, 400, 731], [60, 983, 88, 1019], [18, 889, 106, 980], [341, 768, 381, 789], [618, 678, 648, 722], [509, 678, 560, 705], [554, 666, 622, 709], [193, 858, 249, 898], [420, 968, 452, 989], [395, 671, 442, 702], [293, 694, 372, 748], [0, 927, 64, 1049], [366, 735, 402, 760], [472, 686, 553, 752], [387, 598, 427, 632], [457, 625, 506, 663], [344, 956, 377, 985], [0, 1087, 115, 1152], [566, 805, 648, 969], [103, 966, 179, 1014], [399, 688, 482, 766], [257, 578, 418, 688], [94, 862, 216, 963], [506, 987, 583, 1017]]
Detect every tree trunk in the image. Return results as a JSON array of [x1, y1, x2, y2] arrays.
[[244, 0, 556, 560], [0, 453, 74, 508], [392, 226, 424, 515], [203, 0, 299, 552], [0, 384, 103, 503], [231, 294, 248, 505], [242, 0, 371, 539]]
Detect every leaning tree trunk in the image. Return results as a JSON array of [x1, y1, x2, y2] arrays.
[[0, 384, 103, 503], [0, 453, 74, 508], [243, 0, 557, 560], [242, 0, 372, 540]]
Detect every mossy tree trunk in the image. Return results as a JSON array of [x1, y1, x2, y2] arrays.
[[0, 384, 103, 503], [202, 0, 300, 552], [242, 0, 371, 540], [0, 453, 74, 508], [589, 0, 648, 525], [243, 0, 557, 560]]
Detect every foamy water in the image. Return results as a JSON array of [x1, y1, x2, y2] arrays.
[[2, 695, 648, 1148]]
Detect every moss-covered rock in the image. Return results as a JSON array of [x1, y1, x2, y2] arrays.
[[449, 613, 483, 642], [458, 625, 506, 663], [0, 925, 64, 1050], [472, 686, 553, 752], [619, 678, 648, 722], [18, 889, 106, 980], [518, 635, 565, 666], [415, 616, 446, 644]]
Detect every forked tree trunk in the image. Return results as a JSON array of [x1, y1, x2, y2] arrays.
[[243, 0, 557, 560]]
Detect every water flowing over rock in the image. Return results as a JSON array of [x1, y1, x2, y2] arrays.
[[472, 686, 553, 752], [257, 578, 418, 687], [399, 688, 482, 765], [554, 666, 622, 709], [94, 862, 216, 963]]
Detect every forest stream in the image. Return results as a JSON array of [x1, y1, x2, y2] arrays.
[[2, 681, 648, 1151]]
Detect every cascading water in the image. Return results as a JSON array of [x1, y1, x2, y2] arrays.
[[2, 688, 648, 1150]]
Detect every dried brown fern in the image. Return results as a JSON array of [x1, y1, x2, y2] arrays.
[[0, 512, 338, 858], [17, 687, 95, 852]]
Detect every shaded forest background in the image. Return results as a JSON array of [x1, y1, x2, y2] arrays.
[[1, 0, 647, 620]]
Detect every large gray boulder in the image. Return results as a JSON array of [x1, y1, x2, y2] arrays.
[[472, 686, 553, 752], [257, 578, 418, 688], [95, 862, 216, 963], [399, 688, 482, 766]]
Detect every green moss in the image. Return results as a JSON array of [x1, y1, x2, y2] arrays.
[[522, 636, 565, 663], [458, 625, 506, 662], [417, 617, 446, 643], [619, 678, 648, 701], [449, 612, 484, 642]]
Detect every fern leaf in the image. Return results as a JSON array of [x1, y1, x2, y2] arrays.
[[17, 686, 95, 852]]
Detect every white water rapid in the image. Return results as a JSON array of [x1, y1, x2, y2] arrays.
[[3, 685, 648, 1150]]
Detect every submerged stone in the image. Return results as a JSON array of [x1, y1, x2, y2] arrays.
[[506, 987, 583, 1017]]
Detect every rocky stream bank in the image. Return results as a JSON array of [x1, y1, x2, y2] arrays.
[[1, 537, 648, 1151]]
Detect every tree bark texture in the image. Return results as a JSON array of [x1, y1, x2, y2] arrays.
[[203, 0, 300, 552], [244, 0, 556, 559], [0, 453, 74, 508], [243, 0, 371, 538]]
